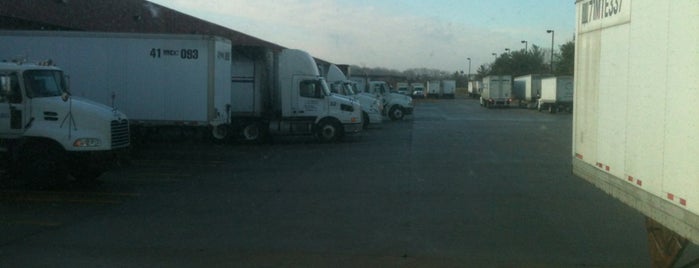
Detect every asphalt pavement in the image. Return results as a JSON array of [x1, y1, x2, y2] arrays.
[[0, 97, 664, 267]]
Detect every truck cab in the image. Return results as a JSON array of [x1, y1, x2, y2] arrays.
[[0, 61, 129, 185], [367, 81, 413, 121]]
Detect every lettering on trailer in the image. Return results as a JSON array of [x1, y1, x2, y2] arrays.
[[578, 0, 630, 33], [217, 51, 231, 61], [149, 48, 199, 59], [581, 0, 623, 24]]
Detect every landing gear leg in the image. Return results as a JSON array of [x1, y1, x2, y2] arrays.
[[646, 217, 689, 268]]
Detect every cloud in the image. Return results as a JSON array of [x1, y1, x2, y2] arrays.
[[150, 0, 566, 72]]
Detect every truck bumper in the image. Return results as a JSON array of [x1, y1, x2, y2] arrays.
[[68, 147, 130, 169], [368, 112, 383, 124], [343, 123, 363, 134]]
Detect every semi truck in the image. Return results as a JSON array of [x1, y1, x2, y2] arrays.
[[537, 76, 573, 113], [395, 82, 409, 95], [230, 48, 362, 142], [480, 75, 512, 108], [513, 74, 549, 108], [0, 61, 129, 185], [366, 81, 414, 121], [325, 64, 382, 127], [441, 80, 456, 99], [467, 80, 481, 98], [573, 1, 699, 266], [0, 31, 233, 141], [410, 82, 425, 98]]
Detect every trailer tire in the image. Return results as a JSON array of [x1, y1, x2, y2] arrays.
[[388, 106, 404, 121], [316, 119, 343, 142]]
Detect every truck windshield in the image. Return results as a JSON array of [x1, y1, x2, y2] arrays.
[[23, 70, 66, 98], [343, 82, 356, 95]]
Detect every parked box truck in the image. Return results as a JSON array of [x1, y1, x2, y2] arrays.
[[0, 61, 129, 185], [573, 1, 699, 265], [427, 80, 441, 98], [441, 80, 456, 99], [0, 30, 232, 141], [513, 74, 549, 108], [537, 76, 573, 113], [230, 48, 362, 142], [395, 82, 409, 95], [480, 75, 512, 108]]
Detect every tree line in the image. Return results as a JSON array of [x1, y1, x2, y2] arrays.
[[351, 40, 574, 87]]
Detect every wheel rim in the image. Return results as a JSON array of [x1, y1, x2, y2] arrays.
[[393, 108, 403, 119], [243, 124, 260, 140], [321, 125, 336, 139], [212, 125, 228, 140]]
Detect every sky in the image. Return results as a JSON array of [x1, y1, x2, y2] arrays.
[[147, 0, 576, 73]]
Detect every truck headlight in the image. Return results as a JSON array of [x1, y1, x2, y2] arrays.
[[73, 138, 102, 147]]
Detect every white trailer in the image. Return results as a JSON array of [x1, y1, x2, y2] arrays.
[[480, 75, 512, 108], [0, 31, 232, 141], [231, 48, 362, 142], [426, 80, 441, 98], [573, 1, 699, 265], [441, 80, 456, 99], [513, 74, 549, 108], [467, 80, 481, 98], [537, 76, 573, 113]]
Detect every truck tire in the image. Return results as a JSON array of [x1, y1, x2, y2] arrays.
[[70, 168, 104, 185], [362, 112, 370, 128], [242, 123, 263, 142], [211, 124, 229, 142], [316, 119, 343, 142], [388, 106, 405, 121], [15, 142, 68, 187]]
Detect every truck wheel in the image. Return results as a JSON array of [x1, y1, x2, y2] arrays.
[[242, 122, 266, 143], [362, 112, 370, 128], [211, 124, 229, 142], [316, 120, 343, 142], [15, 142, 68, 187], [70, 168, 104, 185], [388, 106, 404, 121]]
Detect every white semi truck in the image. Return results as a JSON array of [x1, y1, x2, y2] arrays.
[[231, 49, 362, 142], [325, 64, 382, 127], [537, 76, 573, 113], [513, 74, 549, 108], [573, 1, 699, 266], [441, 80, 456, 99], [480, 75, 512, 108], [366, 81, 414, 121], [0, 61, 129, 184], [0, 31, 233, 141]]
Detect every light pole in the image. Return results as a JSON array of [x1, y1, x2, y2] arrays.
[[467, 57, 471, 81], [547, 30, 555, 73], [521, 40, 528, 52]]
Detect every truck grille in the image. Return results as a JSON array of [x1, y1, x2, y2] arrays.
[[111, 119, 130, 148]]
